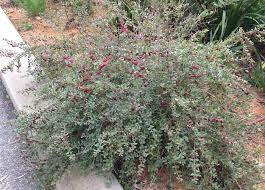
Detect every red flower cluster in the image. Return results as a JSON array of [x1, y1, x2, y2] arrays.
[[210, 118, 223, 123], [118, 21, 129, 33], [79, 85, 92, 94], [77, 55, 112, 94], [124, 56, 147, 80]]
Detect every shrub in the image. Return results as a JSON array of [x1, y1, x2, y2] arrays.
[[250, 63, 265, 91], [226, 29, 265, 92], [13, 1, 261, 190], [184, 0, 265, 92], [59, 0, 91, 15], [110, 0, 265, 41], [18, 0, 46, 16]]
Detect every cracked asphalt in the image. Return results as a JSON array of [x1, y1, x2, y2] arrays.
[[0, 80, 37, 190]]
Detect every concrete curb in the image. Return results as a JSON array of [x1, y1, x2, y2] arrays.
[[0, 6, 123, 190], [0, 7, 34, 111]]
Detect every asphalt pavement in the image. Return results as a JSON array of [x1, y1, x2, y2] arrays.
[[0, 80, 37, 190]]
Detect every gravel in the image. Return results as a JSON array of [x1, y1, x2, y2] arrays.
[[0, 80, 37, 190]]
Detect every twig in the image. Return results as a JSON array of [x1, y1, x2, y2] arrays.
[[235, 180, 243, 190], [257, 180, 265, 184]]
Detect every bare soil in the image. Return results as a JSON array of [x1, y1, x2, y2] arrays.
[[0, 0, 103, 46], [250, 91, 265, 163]]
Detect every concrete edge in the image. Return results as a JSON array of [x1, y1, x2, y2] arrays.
[[0, 6, 123, 190], [0, 7, 34, 112]]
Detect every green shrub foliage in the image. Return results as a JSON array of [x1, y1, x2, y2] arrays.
[[109, 0, 265, 92], [18, 0, 45, 16], [59, 0, 91, 15], [227, 29, 265, 92], [15, 2, 260, 190]]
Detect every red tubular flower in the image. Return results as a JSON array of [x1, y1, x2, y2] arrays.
[[98, 64, 106, 70], [135, 72, 145, 79], [191, 65, 200, 70], [190, 74, 203, 79], [124, 57, 140, 66], [210, 118, 223, 123], [139, 66, 145, 71], [98, 55, 112, 70], [102, 55, 112, 62], [129, 70, 135, 75], [63, 55, 70, 60], [138, 53, 147, 59], [160, 99, 167, 110], [130, 59, 139, 66], [62, 55, 75, 66], [79, 86, 92, 93], [96, 71, 102, 76]]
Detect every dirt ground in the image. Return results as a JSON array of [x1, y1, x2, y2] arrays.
[[0, 0, 106, 46], [0, 0, 264, 189], [249, 91, 265, 190], [250, 91, 265, 162]]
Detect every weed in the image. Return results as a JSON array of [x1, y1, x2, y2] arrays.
[[20, 23, 33, 31], [18, 0, 45, 16]]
